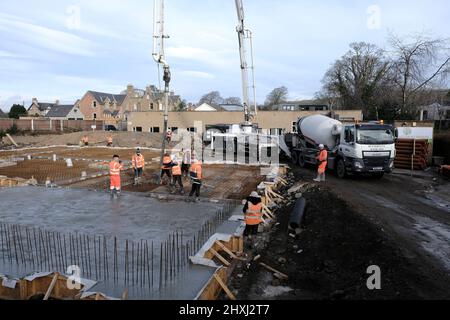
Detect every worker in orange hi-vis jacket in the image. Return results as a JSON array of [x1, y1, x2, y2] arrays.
[[81, 135, 89, 146], [132, 148, 145, 186], [314, 144, 328, 182], [109, 155, 123, 198]]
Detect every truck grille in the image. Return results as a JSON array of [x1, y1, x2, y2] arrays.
[[364, 157, 389, 167]]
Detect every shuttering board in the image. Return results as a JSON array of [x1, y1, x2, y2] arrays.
[[197, 267, 228, 300]]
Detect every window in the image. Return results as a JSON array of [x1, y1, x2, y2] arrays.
[[93, 113, 97, 119], [150, 103, 154, 111], [292, 122, 298, 133], [136, 127, 143, 132], [344, 126, 355, 143], [68, 118, 75, 121], [171, 127, 178, 133], [422, 110, 428, 120], [188, 127, 197, 133], [92, 101, 97, 108], [270, 128, 283, 135], [149, 127, 160, 133]]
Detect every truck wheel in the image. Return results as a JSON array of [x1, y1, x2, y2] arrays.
[[298, 155, 306, 168], [336, 159, 347, 179], [291, 151, 298, 165]]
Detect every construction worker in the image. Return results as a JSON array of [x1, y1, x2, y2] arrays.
[[181, 148, 191, 179], [160, 153, 173, 185], [243, 191, 263, 239], [132, 148, 145, 186], [82, 135, 89, 146], [171, 157, 184, 194], [314, 144, 328, 182], [109, 155, 123, 198], [166, 129, 172, 143], [188, 158, 202, 201], [107, 136, 113, 147]]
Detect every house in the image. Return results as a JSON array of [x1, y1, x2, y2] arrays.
[[46, 105, 84, 120], [77, 90, 127, 121], [194, 103, 218, 112], [121, 84, 181, 113], [28, 98, 60, 117], [77, 84, 182, 128], [419, 103, 450, 121], [273, 101, 329, 111]]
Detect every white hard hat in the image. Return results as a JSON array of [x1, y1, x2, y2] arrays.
[[319, 144, 325, 149], [250, 191, 260, 198]]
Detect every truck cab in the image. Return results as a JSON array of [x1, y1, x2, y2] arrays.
[[332, 123, 396, 178]]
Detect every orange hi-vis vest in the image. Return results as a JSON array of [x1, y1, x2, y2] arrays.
[[245, 202, 262, 226], [132, 154, 145, 169], [190, 162, 202, 180], [172, 163, 182, 176], [109, 161, 122, 176], [162, 155, 172, 169], [318, 149, 328, 163]]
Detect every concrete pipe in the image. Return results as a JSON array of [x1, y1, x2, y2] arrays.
[[289, 197, 306, 230]]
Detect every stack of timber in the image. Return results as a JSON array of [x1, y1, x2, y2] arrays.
[[395, 139, 429, 170]]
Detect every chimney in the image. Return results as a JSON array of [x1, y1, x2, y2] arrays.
[[32, 98, 38, 104], [55, 99, 60, 105], [127, 84, 134, 95]]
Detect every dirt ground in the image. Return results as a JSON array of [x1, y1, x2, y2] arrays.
[[1, 131, 163, 148], [0, 146, 264, 200], [228, 167, 450, 300]]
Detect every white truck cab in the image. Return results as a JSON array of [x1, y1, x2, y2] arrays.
[[332, 123, 396, 178]]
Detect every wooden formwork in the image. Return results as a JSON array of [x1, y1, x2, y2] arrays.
[[197, 267, 229, 300], [0, 273, 84, 300]]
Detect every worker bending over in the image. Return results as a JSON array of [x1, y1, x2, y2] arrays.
[[107, 136, 113, 147], [171, 157, 184, 194], [109, 155, 123, 198], [160, 153, 173, 185], [188, 159, 202, 202], [132, 148, 145, 186], [81, 135, 89, 146], [243, 191, 263, 240], [182, 148, 191, 180], [314, 144, 328, 182]]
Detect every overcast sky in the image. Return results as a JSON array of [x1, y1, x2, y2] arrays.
[[0, 0, 449, 111]]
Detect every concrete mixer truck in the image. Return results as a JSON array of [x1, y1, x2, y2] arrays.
[[282, 115, 396, 178]]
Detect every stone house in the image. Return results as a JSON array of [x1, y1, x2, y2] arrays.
[[28, 98, 60, 117]]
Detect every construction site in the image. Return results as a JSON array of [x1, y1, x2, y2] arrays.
[[1, 0, 450, 305]]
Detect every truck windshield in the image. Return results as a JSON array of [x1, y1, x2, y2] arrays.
[[356, 129, 394, 145]]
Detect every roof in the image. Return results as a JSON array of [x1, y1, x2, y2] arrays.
[[219, 104, 243, 112], [29, 102, 57, 112], [195, 103, 218, 111], [0, 109, 7, 118], [88, 91, 127, 105], [46, 105, 74, 118]]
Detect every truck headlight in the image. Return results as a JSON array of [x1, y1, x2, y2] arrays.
[[354, 160, 364, 169]]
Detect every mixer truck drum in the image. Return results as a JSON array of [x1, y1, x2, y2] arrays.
[[289, 197, 306, 230]]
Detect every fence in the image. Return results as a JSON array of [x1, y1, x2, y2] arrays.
[[0, 119, 105, 132]]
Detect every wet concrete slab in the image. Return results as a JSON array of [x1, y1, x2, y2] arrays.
[[0, 186, 232, 299]]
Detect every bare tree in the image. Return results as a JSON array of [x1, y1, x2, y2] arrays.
[[223, 97, 242, 105], [319, 42, 390, 118], [265, 86, 289, 109], [198, 91, 224, 106], [389, 33, 450, 116]]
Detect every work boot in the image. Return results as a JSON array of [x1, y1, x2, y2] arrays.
[[321, 173, 326, 182], [110, 190, 115, 199], [116, 191, 121, 198], [313, 176, 321, 182], [196, 197, 200, 202]]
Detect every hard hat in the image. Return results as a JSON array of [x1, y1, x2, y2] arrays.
[[319, 144, 325, 149], [250, 191, 260, 198], [136, 148, 141, 153]]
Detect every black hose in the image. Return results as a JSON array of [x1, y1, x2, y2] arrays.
[[289, 197, 306, 229]]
